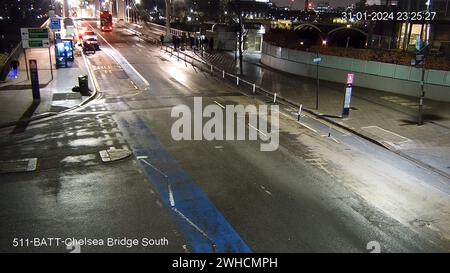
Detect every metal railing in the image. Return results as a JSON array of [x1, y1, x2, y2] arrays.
[[160, 44, 304, 111], [138, 21, 310, 114], [144, 21, 187, 38], [367, 35, 401, 51]]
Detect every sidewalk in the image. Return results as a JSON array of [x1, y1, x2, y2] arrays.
[[179, 48, 450, 178], [0, 47, 91, 130]]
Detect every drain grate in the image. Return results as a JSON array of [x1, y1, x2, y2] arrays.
[[0, 158, 38, 174]]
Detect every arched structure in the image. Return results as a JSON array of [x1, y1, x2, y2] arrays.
[[294, 23, 323, 33], [328, 26, 368, 37]]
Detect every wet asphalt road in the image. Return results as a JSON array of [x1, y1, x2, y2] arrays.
[[0, 21, 449, 253]]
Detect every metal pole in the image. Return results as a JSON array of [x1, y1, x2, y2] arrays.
[[418, 61, 425, 126], [24, 48, 29, 80], [48, 47, 54, 81], [316, 52, 319, 110]]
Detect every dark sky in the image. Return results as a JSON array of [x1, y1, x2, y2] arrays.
[[273, 0, 359, 9]]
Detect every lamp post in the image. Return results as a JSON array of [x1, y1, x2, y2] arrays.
[[417, 0, 432, 126], [165, 0, 171, 35]]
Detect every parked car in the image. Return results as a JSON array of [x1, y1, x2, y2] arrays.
[[82, 31, 99, 50]]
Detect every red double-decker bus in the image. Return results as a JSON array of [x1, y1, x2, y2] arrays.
[[100, 11, 113, 32]]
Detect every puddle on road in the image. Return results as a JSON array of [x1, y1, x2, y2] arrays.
[[68, 138, 104, 147], [61, 154, 97, 164]]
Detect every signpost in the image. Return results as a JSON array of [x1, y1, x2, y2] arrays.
[[22, 39, 50, 48], [21, 28, 50, 46], [50, 18, 61, 31], [29, 60, 40, 100], [20, 28, 53, 81], [313, 54, 322, 110], [342, 73, 355, 118]]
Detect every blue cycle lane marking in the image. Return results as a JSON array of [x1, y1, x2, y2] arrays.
[[116, 112, 252, 253]]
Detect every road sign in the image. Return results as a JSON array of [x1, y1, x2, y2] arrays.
[[21, 28, 49, 40], [313, 57, 322, 63], [50, 18, 61, 31], [21, 28, 50, 48], [22, 39, 50, 48], [342, 73, 355, 118], [346, 73, 355, 85]]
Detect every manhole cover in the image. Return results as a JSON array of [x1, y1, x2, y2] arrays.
[[99, 147, 132, 162], [0, 158, 37, 173]]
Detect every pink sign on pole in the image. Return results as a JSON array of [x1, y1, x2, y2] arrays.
[[347, 73, 355, 85]]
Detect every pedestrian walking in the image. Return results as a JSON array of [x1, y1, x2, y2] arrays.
[[172, 35, 176, 49], [181, 33, 187, 51], [209, 37, 214, 52], [160, 34, 165, 47], [194, 36, 199, 52], [176, 36, 181, 50], [204, 37, 209, 52], [188, 33, 194, 50]]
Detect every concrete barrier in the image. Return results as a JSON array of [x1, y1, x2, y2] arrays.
[[261, 42, 450, 102]]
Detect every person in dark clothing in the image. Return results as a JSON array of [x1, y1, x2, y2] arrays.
[[203, 37, 209, 51], [194, 36, 198, 52], [181, 33, 187, 51], [160, 34, 165, 46], [188, 33, 194, 50], [172, 35, 177, 50], [10, 59, 19, 79], [175, 36, 180, 50], [209, 37, 214, 52]]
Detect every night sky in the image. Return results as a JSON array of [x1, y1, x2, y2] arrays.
[[273, 0, 360, 9]]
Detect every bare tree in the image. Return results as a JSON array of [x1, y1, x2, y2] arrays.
[[227, 0, 246, 75]]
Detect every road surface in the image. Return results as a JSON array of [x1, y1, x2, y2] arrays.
[[0, 20, 449, 253]]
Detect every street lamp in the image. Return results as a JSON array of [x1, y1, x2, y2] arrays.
[[165, 0, 171, 35]]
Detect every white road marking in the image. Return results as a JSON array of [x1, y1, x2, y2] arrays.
[[298, 122, 318, 133], [90, 23, 150, 87], [213, 101, 225, 109], [168, 184, 175, 207], [248, 123, 268, 138], [330, 137, 340, 144], [172, 207, 216, 251], [137, 156, 168, 178]]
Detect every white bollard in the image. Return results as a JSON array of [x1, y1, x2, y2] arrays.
[[223, 70, 225, 78], [237, 77, 239, 86], [211, 65, 213, 72], [328, 126, 332, 137], [252, 84, 256, 95], [297, 104, 303, 121], [273, 92, 277, 103]]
